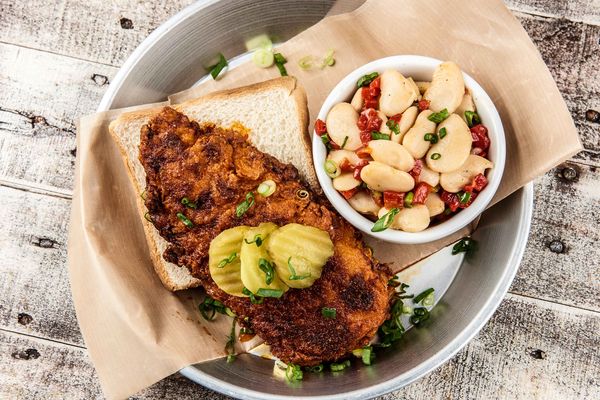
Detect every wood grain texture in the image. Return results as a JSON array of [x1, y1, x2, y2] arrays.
[[506, 0, 600, 25], [0, 187, 83, 346], [1, 295, 598, 399], [0, 42, 117, 192], [0, 0, 195, 67], [511, 162, 600, 312]]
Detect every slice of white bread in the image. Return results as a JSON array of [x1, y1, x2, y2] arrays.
[[109, 77, 315, 291]]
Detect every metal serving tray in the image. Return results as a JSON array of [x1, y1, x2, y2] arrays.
[[98, 1, 534, 398]]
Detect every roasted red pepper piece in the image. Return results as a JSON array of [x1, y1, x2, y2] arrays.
[[352, 160, 369, 180], [338, 158, 354, 172], [314, 118, 327, 135], [389, 113, 402, 124], [339, 187, 359, 200], [361, 77, 381, 111], [412, 182, 431, 204], [464, 173, 488, 192], [409, 159, 423, 181], [440, 190, 461, 212], [418, 99, 430, 111], [470, 124, 490, 151], [383, 191, 405, 209], [356, 147, 372, 159]]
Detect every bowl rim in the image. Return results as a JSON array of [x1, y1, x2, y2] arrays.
[[312, 55, 506, 244]]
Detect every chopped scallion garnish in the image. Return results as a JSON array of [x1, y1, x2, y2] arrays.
[[177, 212, 194, 228], [252, 48, 274, 68], [273, 52, 288, 76], [208, 53, 228, 80], [225, 317, 237, 363], [404, 192, 414, 208], [452, 238, 477, 255], [386, 120, 400, 135], [285, 363, 303, 381], [438, 127, 447, 139], [330, 359, 351, 372], [458, 191, 471, 204], [361, 345, 374, 365], [357, 72, 379, 88], [427, 108, 449, 123], [217, 252, 238, 268], [242, 287, 264, 304], [199, 296, 234, 321], [430, 153, 441, 160], [287, 257, 311, 280], [371, 208, 400, 232], [144, 212, 152, 222], [244, 34, 273, 51], [464, 110, 481, 128], [181, 197, 197, 209], [341, 136, 349, 149], [244, 234, 263, 247], [236, 192, 255, 217], [413, 288, 435, 304], [424, 133, 438, 143], [324, 160, 341, 178], [371, 131, 390, 140], [307, 364, 324, 373], [321, 49, 335, 68], [256, 288, 284, 298], [298, 55, 314, 70], [410, 307, 430, 326], [258, 258, 275, 285], [321, 307, 336, 319], [256, 180, 276, 197]]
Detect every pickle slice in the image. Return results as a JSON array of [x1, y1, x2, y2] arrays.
[[208, 226, 250, 297], [267, 223, 334, 289], [240, 223, 288, 295]]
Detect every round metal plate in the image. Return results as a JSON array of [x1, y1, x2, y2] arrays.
[[98, 1, 534, 398]]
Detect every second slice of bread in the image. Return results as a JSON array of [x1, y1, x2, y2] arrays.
[[109, 77, 316, 291]]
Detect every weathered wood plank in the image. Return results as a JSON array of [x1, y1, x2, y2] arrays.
[[515, 13, 600, 166], [507, 0, 600, 25], [1, 295, 597, 399], [0, 186, 83, 346], [0, 0, 195, 67], [511, 162, 600, 312], [0, 42, 117, 192]]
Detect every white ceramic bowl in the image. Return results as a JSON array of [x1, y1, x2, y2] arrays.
[[313, 55, 506, 244]]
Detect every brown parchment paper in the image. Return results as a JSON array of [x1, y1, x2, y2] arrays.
[[67, 0, 582, 398]]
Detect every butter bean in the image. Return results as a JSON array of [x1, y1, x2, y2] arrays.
[[440, 155, 493, 193], [326, 102, 362, 150], [360, 161, 415, 192], [426, 114, 472, 173], [347, 191, 380, 216], [424, 192, 445, 217], [368, 140, 414, 172], [423, 61, 465, 113], [402, 110, 437, 158], [379, 69, 419, 116], [333, 173, 361, 191]]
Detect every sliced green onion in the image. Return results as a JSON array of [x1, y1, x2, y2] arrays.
[[307, 364, 324, 373], [321, 307, 336, 319], [252, 48, 274, 68], [217, 252, 238, 268], [208, 53, 228, 80], [244, 234, 263, 247], [199, 296, 234, 321], [452, 238, 477, 255], [410, 307, 430, 326], [404, 192, 414, 208], [341, 136, 349, 149], [287, 256, 311, 280], [177, 212, 194, 228], [458, 191, 472, 204], [357, 72, 379, 88], [386, 120, 400, 135], [144, 212, 152, 222], [273, 52, 288, 76], [413, 288, 435, 304], [298, 55, 315, 70], [422, 292, 435, 307], [320, 133, 332, 150], [427, 108, 449, 123], [256, 288, 284, 298], [324, 160, 340, 178], [330, 359, 351, 372], [244, 34, 273, 51], [423, 133, 438, 144], [401, 304, 413, 314], [258, 258, 275, 285], [257, 180, 276, 197], [285, 363, 303, 381], [242, 287, 264, 304], [239, 327, 254, 335], [361, 345, 374, 365], [371, 208, 400, 232], [371, 131, 390, 140], [464, 110, 481, 128], [236, 192, 255, 217], [296, 189, 309, 200], [225, 317, 237, 363], [321, 49, 335, 68], [438, 127, 447, 139], [181, 197, 197, 209], [430, 153, 441, 160], [387, 275, 401, 287]]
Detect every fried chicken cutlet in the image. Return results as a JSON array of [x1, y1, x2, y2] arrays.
[[140, 107, 392, 365]]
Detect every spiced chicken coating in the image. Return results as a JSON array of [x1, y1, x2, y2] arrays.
[[140, 107, 392, 365]]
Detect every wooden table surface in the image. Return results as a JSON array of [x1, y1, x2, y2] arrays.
[[1, 1, 599, 399]]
